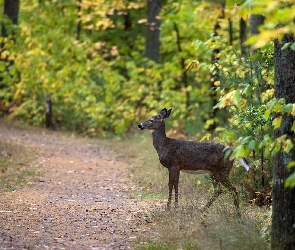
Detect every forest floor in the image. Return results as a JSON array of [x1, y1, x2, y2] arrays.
[[0, 121, 162, 249]]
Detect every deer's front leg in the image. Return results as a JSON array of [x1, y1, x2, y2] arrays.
[[167, 168, 173, 210], [174, 170, 180, 208], [167, 167, 180, 209]]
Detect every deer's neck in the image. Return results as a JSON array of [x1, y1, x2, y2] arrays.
[[152, 122, 167, 153]]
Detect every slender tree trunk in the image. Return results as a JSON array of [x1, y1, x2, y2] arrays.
[[271, 34, 295, 250], [239, 17, 247, 57], [173, 22, 189, 107], [76, 0, 82, 40], [2, 0, 20, 37], [208, 5, 225, 131], [228, 18, 233, 46], [45, 94, 52, 128], [1, 0, 20, 81], [250, 14, 265, 81], [1, 0, 20, 53], [250, 14, 265, 36], [0, 0, 20, 113], [250, 14, 265, 57], [145, 0, 161, 62]]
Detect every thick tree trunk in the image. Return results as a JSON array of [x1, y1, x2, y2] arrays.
[[145, 0, 161, 62], [271, 34, 295, 250]]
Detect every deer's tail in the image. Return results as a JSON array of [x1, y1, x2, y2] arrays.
[[240, 158, 250, 171]]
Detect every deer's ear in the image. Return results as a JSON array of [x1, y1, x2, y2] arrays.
[[166, 108, 172, 118], [159, 108, 172, 119]]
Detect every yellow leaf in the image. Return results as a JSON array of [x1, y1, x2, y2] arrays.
[[214, 81, 220, 86], [272, 116, 282, 129], [291, 104, 295, 116], [284, 139, 293, 154]]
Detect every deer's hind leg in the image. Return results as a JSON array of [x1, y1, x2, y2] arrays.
[[216, 173, 241, 216], [203, 175, 222, 210]]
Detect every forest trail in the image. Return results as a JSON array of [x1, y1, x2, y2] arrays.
[[0, 122, 157, 249]]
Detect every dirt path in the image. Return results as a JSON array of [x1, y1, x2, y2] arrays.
[[0, 123, 157, 249]]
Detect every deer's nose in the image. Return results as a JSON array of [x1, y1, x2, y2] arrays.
[[138, 124, 144, 130]]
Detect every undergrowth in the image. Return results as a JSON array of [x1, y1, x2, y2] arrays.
[[112, 133, 271, 250]]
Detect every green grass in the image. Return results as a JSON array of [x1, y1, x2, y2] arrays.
[[111, 133, 271, 250], [0, 140, 35, 193]]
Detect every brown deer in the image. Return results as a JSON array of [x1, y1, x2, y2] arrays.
[[138, 108, 250, 215]]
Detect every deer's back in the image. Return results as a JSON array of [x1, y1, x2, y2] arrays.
[[157, 139, 232, 173]]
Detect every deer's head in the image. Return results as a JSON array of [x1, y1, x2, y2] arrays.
[[138, 108, 172, 130]]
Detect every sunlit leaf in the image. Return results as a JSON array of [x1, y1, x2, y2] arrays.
[[291, 104, 295, 116], [287, 161, 295, 169], [284, 139, 293, 154], [248, 140, 259, 151], [285, 172, 295, 188], [264, 109, 271, 121], [282, 103, 293, 114], [281, 42, 290, 50], [234, 145, 248, 158], [272, 116, 282, 129], [234, 90, 241, 105]]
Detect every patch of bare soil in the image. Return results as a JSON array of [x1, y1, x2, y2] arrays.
[[0, 123, 160, 249]]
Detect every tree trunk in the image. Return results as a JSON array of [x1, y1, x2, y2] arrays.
[[0, 0, 20, 94], [173, 22, 189, 107], [271, 34, 295, 250], [76, 0, 82, 40], [239, 17, 247, 57], [2, 0, 20, 37], [250, 14, 265, 56], [45, 94, 52, 128], [145, 0, 161, 62], [207, 5, 225, 132]]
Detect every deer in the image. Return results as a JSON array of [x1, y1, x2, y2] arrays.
[[138, 108, 250, 215]]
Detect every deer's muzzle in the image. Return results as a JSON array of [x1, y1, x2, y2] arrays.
[[138, 124, 144, 130]]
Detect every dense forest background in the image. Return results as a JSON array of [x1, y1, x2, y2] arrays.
[[1, 0, 295, 248]]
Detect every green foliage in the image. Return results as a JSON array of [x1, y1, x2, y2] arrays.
[[1, 0, 225, 136], [191, 33, 276, 204], [241, 0, 295, 48]]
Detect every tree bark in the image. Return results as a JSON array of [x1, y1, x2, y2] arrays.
[[271, 34, 295, 250], [145, 0, 161, 62]]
